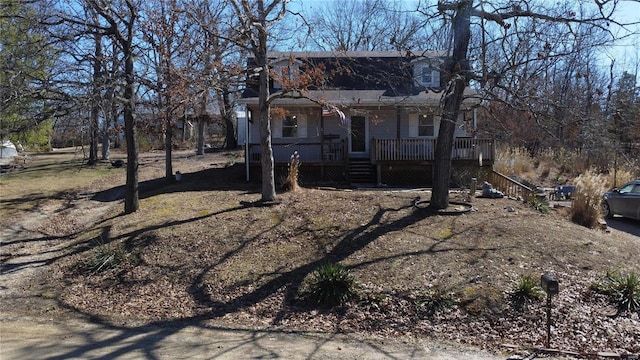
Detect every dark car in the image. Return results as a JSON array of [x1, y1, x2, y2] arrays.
[[602, 179, 640, 220]]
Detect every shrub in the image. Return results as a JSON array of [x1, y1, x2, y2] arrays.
[[594, 271, 640, 314], [309, 262, 356, 308], [570, 169, 608, 228], [528, 194, 550, 214], [509, 274, 543, 311], [284, 151, 301, 192], [72, 236, 133, 275], [414, 285, 455, 316]]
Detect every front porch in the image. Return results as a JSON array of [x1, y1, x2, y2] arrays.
[[246, 138, 495, 186], [248, 138, 494, 163]]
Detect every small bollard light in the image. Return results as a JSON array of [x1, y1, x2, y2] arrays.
[[541, 274, 559, 295], [540, 274, 559, 349]]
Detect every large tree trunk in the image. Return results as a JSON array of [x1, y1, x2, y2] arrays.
[[101, 128, 110, 160], [257, 0, 276, 202], [165, 112, 173, 181], [123, 41, 139, 214], [431, 0, 472, 210], [197, 119, 205, 155], [223, 91, 237, 149], [89, 31, 102, 166]]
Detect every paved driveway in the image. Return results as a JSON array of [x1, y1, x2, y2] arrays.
[[606, 217, 640, 237], [0, 316, 507, 360]]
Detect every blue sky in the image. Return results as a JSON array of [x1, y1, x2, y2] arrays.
[[288, 0, 639, 75], [603, 0, 640, 74]]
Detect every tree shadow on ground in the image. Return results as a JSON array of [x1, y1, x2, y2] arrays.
[[91, 163, 255, 203], [6, 197, 455, 359], [4, 184, 517, 359]]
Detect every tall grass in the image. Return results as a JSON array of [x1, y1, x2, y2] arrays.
[[604, 167, 636, 189], [283, 151, 301, 192], [496, 146, 639, 188], [494, 147, 533, 176], [570, 169, 608, 228]]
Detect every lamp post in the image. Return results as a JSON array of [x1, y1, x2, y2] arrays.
[[540, 274, 559, 349]]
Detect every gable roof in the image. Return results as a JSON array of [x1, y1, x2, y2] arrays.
[[241, 50, 451, 99]]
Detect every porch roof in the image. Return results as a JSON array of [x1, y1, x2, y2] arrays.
[[239, 89, 480, 107]]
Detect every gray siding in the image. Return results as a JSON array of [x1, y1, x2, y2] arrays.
[[248, 105, 471, 143], [367, 108, 397, 140]]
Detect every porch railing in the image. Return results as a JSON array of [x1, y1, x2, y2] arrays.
[[372, 138, 494, 162], [248, 141, 346, 163], [487, 170, 535, 200]]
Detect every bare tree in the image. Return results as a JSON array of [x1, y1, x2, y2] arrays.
[[305, 0, 429, 51], [140, 0, 195, 181], [85, 0, 141, 213], [185, 0, 243, 153], [429, 0, 625, 209], [229, 0, 290, 202]]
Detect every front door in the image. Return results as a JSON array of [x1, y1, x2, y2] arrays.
[[349, 115, 367, 155]]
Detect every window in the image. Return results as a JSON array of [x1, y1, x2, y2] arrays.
[[273, 114, 307, 139], [619, 184, 634, 194], [272, 60, 300, 90], [413, 61, 440, 88], [408, 113, 437, 138], [282, 115, 298, 138], [418, 114, 435, 137], [421, 66, 433, 85]]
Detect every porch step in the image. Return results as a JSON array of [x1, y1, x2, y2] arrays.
[[348, 158, 375, 184]]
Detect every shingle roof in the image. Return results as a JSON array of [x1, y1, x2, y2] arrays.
[[265, 50, 447, 59], [239, 89, 479, 107]]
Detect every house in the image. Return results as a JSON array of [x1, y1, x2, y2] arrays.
[[239, 51, 494, 187]]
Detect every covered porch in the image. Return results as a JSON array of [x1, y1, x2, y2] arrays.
[[371, 138, 494, 163], [247, 138, 494, 164]]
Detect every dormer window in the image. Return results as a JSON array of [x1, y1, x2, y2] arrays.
[[421, 67, 432, 85], [272, 58, 301, 90], [413, 60, 440, 89]]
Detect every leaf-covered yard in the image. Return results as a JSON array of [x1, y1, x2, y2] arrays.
[[1, 149, 639, 357]]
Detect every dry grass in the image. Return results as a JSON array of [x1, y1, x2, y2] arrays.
[[605, 167, 637, 189], [494, 146, 533, 177], [495, 146, 639, 189], [570, 169, 609, 228], [2, 148, 640, 355]]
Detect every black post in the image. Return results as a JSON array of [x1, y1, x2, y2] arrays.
[[541, 273, 558, 349], [546, 293, 552, 348]]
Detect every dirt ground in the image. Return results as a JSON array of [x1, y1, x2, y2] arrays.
[[0, 149, 507, 359], [1, 148, 638, 359]]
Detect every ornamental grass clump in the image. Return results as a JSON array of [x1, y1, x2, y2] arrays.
[[593, 271, 640, 314], [509, 274, 544, 311], [309, 262, 357, 308], [494, 146, 533, 176], [414, 285, 455, 316], [570, 169, 607, 228], [72, 236, 133, 275], [285, 151, 301, 192]]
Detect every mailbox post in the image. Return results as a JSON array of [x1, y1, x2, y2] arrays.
[[540, 274, 559, 349]]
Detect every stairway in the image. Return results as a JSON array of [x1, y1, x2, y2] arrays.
[[348, 158, 375, 184]]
